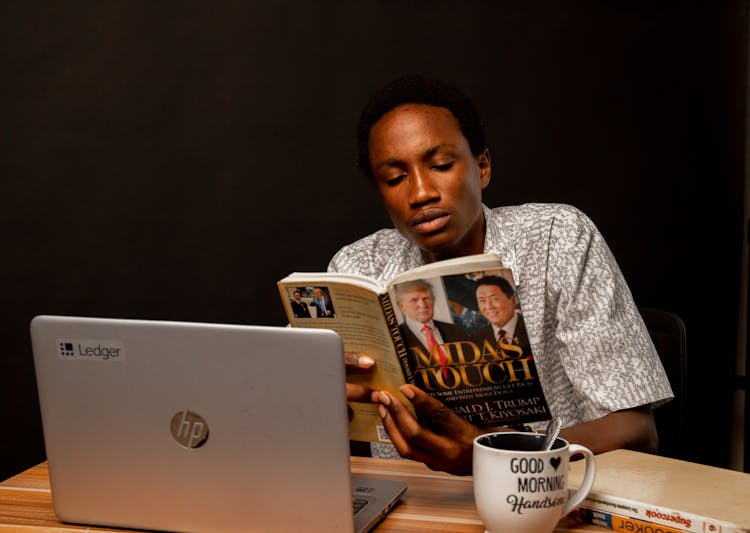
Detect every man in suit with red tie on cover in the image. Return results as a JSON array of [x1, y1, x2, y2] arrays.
[[395, 279, 469, 375]]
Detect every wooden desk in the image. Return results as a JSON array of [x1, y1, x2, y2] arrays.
[[0, 458, 605, 532]]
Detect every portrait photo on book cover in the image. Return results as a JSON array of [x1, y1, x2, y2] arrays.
[[389, 269, 530, 354], [387, 268, 550, 427], [392, 271, 531, 373], [285, 286, 336, 319]]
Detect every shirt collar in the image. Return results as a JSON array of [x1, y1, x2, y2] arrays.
[[404, 316, 437, 338]]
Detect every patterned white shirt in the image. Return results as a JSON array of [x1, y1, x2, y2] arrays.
[[329, 203, 673, 432]]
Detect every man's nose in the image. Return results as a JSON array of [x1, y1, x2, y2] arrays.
[[407, 168, 440, 207]]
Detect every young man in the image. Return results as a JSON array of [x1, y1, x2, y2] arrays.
[[329, 76, 672, 475]]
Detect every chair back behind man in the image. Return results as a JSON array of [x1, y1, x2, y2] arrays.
[[639, 307, 687, 460]]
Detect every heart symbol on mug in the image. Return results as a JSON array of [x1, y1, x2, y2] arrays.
[[550, 457, 561, 470]]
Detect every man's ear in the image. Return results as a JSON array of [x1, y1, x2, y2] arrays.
[[477, 149, 491, 189]]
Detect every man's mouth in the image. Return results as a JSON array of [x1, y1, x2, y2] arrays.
[[411, 209, 449, 234], [483, 308, 499, 320]]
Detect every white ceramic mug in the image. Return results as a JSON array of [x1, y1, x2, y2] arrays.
[[473, 432, 596, 533]]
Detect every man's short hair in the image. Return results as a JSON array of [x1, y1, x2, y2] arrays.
[[394, 279, 434, 302], [475, 275, 514, 299], [356, 75, 488, 179]]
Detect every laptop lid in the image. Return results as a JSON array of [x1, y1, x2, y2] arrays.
[[30, 315, 405, 533]]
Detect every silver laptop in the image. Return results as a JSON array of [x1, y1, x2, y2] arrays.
[[30, 315, 406, 533]]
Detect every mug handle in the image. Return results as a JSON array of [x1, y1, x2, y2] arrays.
[[561, 444, 596, 516]]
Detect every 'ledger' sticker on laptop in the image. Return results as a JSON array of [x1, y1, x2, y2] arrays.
[[56, 339, 126, 362]]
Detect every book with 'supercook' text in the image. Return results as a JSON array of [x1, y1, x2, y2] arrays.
[[576, 507, 690, 533], [569, 449, 750, 533], [277, 253, 551, 443]]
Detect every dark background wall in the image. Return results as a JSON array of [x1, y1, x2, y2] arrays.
[[1, 1, 747, 479]]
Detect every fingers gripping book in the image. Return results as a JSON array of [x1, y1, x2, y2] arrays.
[[278, 253, 551, 443]]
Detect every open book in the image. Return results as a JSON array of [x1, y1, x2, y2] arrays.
[[277, 253, 551, 443]]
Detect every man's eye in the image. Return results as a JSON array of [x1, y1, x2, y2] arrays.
[[385, 174, 406, 186], [432, 162, 454, 171]]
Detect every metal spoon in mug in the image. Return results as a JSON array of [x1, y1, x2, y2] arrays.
[[541, 416, 562, 451]]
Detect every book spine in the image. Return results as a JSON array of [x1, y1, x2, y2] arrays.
[[379, 292, 413, 382], [577, 493, 747, 533], [576, 506, 690, 533]]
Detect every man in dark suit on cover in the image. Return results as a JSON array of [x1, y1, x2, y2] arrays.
[[395, 279, 468, 371], [473, 275, 531, 356], [290, 290, 311, 318], [312, 287, 335, 318]]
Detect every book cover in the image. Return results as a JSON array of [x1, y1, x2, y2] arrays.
[[568, 450, 750, 533], [278, 254, 551, 443], [386, 268, 550, 429]]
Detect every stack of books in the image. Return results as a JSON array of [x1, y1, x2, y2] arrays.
[[568, 449, 750, 533]]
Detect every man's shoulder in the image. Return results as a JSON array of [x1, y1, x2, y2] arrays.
[[472, 324, 494, 339], [434, 320, 469, 338], [486, 202, 592, 229], [484, 203, 599, 253], [399, 321, 418, 340]]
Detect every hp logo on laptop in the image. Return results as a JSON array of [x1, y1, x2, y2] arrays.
[[170, 410, 210, 449]]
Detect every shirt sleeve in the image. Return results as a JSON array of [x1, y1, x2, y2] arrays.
[[547, 207, 673, 419]]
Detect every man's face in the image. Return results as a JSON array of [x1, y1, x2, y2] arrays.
[[476, 284, 516, 328], [398, 289, 435, 324], [293, 292, 302, 301], [368, 104, 491, 262]]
